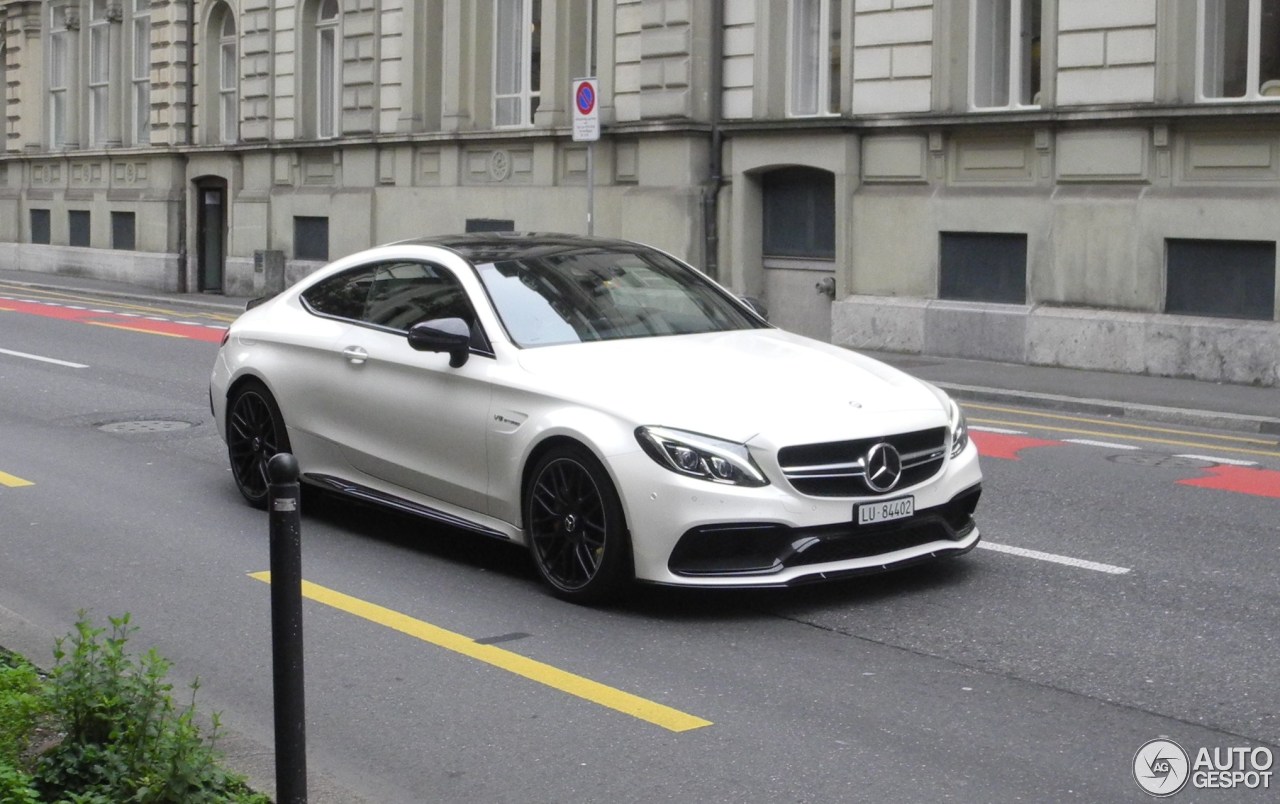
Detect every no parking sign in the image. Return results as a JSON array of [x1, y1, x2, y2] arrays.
[[572, 78, 600, 142]]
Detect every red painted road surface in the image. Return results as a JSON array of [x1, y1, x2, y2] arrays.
[[971, 430, 1280, 500], [0, 297, 225, 343]]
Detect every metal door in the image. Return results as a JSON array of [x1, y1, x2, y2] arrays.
[[196, 179, 227, 292]]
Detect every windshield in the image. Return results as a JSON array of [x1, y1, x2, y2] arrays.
[[475, 247, 765, 347]]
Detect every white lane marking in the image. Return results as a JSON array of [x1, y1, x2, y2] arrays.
[[1174, 454, 1258, 467], [1063, 438, 1140, 450], [0, 347, 89, 369], [970, 426, 1027, 435], [978, 541, 1132, 575]]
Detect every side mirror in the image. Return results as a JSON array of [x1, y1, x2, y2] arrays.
[[739, 296, 769, 322], [407, 318, 471, 368]]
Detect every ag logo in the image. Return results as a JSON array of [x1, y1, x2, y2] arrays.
[[1134, 739, 1189, 797]]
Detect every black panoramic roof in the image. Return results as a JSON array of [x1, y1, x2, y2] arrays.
[[392, 232, 655, 265]]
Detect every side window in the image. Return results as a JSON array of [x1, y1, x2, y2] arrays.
[[364, 262, 474, 331], [301, 265, 378, 320]]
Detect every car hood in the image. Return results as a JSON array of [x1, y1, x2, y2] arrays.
[[513, 329, 948, 446]]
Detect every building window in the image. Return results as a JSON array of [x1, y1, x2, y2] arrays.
[[89, 0, 110, 146], [69, 210, 91, 247], [31, 210, 52, 244], [295, 216, 330, 261], [112, 212, 137, 250], [1198, 0, 1280, 100], [493, 0, 541, 127], [1166, 239, 1276, 320], [215, 6, 238, 143], [133, 0, 151, 144], [49, 6, 70, 148], [316, 0, 340, 138], [763, 168, 836, 258], [1, 41, 6, 147], [939, 232, 1028, 303], [970, 0, 1041, 109], [788, 0, 842, 116]]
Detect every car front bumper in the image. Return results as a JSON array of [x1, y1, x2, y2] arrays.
[[613, 441, 984, 588]]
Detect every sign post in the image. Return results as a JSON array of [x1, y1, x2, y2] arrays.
[[572, 78, 600, 235]]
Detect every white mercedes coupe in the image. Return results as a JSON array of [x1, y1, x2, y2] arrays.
[[212, 234, 982, 602]]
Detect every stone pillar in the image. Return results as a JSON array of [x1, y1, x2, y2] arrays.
[[440, 0, 473, 131]]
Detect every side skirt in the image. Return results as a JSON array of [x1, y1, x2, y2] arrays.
[[304, 473, 513, 542]]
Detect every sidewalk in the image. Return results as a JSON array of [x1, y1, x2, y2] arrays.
[[3, 267, 1277, 435]]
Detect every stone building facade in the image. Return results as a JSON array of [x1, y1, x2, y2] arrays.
[[1, 0, 1278, 385]]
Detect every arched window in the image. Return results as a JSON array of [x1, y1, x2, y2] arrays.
[[316, 0, 340, 137], [132, 0, 152, 144], [48, 4, 70, 148], [88, 0, 110, 146], [0, 40, 6, 149], [212, 6, 238, 143]]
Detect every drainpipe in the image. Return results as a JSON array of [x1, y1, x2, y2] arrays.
[[701, 0, 724, 282], [176, 0, 196, 293]]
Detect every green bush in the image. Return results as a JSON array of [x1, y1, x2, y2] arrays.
[[0, 654, 47, 765], [0, 612, 268, 804]]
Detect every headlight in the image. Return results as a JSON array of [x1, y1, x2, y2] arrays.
[[635, 426, 768, 487], [947, 397, 969, 458]]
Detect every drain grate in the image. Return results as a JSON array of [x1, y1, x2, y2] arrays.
[[99, 420, 195, 434]]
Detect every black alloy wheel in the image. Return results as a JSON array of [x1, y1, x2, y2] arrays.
[[525, 444, 631, 602], [227, 381, 292, 509]]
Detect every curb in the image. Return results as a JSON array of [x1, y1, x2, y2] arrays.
[[0, 277, 251, 314], [940, 382, 1280, 436]]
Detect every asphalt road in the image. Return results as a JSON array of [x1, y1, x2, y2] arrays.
[[1, 281, 1277, 803]]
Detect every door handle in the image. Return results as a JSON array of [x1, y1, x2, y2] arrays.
[[342, 346, 368, 365]]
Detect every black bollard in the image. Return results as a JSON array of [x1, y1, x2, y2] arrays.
[[267, 452, 308, 804]]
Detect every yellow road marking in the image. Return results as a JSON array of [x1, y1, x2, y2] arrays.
[[964, 402, 1278, 446], [248, 572, 713, 733], [969, 417, 1280, 460], [0, 470, 34, 488], [86, 321, 185, 338]]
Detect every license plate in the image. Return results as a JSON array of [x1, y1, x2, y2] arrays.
[[857, 496, 915, 525]]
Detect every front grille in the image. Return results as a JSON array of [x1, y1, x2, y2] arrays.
[[778, 426, 948, 497], [668, 485, 982, 577]]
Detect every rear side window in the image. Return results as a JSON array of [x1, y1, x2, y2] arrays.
[[301, 260, 489, 352], [301, 266, 378, 320]]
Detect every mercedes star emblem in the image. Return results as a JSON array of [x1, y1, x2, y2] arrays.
[[864, 442, 903, 493]]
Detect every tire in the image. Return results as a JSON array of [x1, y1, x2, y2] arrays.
[[524, 444, 632, 603], [226, 380, 292, 509]]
